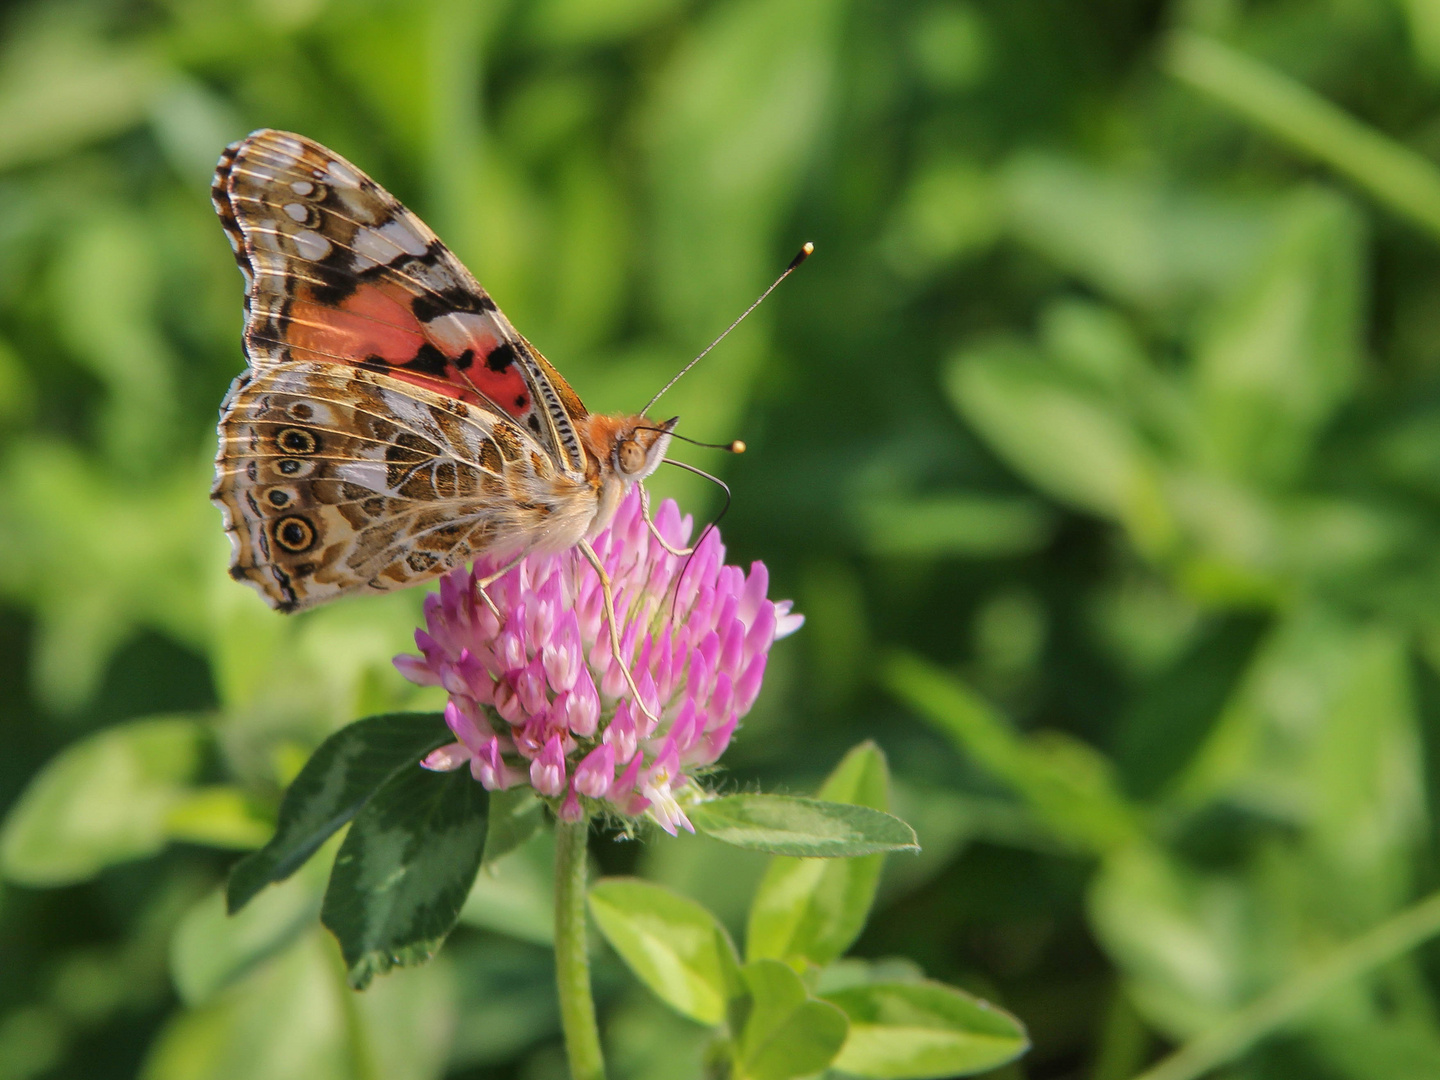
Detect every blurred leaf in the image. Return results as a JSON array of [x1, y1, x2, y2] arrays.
[[0, 16, 157, 172], [171, 854, 327, 1006], [481, 787, 545, 868], [906, 3, 990, 91], [524, 0, 686, 47], [0, 717, 204, 886], [824, 981, 1029, 1079], [460, 827, 555, 945], [1088, 843, 1245, 1038], [732, 958, 848, 1080], [50, 208, 179, 468], [1112, 614, 1269, 800], [0, 443, 215, 712], [320, 763, 488, 989], [0, 335, 34, 423], [226, 713, 449, 913], [1193, 187, 1364, 485], [641, 0, 842, 478], [589, 876, 742, 1025], [882, 158, 1002, 276], [165, 787, 273, 850], [690, 795, 918, 857], [1003, 152, 1267, 311], [747, 741, 892, 967], [446, 937, 558, 1067], [814, 956, 925, 994], [946, 340, 1173, 553], [1167, 32, 1440, 243], [853, 494, 1054, 558], [143, 928, 454, 1080], [1172, 611, 1428, 919], [885, 653, 1142, 854]]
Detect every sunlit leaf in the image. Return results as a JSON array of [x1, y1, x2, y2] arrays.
[[690, 795, 917, 857], [747, 741, 892, 966], [733, 958, 848, 1080], [824, 980, 1029, 1078], [588, 876, 742, 1025]]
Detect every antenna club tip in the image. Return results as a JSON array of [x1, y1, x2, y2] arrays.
[[787, 242, 815, 270], [729, 440, 746, 454]]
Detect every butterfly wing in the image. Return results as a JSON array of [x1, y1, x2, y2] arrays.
[[212, 128, 588, 475], [212, 362, 598, 612], [211, 129, 603, 610]]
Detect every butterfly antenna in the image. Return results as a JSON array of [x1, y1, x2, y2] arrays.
[[659, 458, 733, 616], [643, 242, 814, 415], [635, 426, 746, 455]]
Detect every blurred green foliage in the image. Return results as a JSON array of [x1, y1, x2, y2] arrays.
[[7, 1, 1440, 1078]]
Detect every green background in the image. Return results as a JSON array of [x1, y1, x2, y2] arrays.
[[6, 0, 1440, 1077]]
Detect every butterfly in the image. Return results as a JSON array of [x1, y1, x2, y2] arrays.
[[210, 129, 689, 714]]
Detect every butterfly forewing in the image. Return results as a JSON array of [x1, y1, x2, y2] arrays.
[[212, 129, 587, 473], [211, 130, 603, 610]]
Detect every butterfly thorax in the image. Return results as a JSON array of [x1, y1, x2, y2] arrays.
[[578, 413, 675, 539]]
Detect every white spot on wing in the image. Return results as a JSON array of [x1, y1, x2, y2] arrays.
[[292, 230, 331, 260], [378, 219, 428, 256], [290, 180, 314, 196], [271, 135, 304, 164], [426, 312, 495, 354], [353, 227, 404, 267], [326, 161, 361, 189], [283, 203, 308, 222], [334, 461, 389, 492]]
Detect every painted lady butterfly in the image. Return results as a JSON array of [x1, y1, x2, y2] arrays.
[[210, 129, 686, 710]]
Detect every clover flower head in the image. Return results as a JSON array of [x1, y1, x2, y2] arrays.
[[395, 490, 802, 834]]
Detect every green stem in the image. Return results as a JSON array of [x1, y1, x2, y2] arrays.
[[1131, 888, 1440, 1080], [555, 817, 606, 1080], [1165, 31, 1440, 243]]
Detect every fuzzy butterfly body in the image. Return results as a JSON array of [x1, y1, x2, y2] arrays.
[[211, 130, 672, 612]]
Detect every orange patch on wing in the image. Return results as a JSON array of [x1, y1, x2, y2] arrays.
[[283, 281, 533, 414], [286, 281, 424, 367]]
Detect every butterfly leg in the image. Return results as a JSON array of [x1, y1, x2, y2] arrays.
[[579, 539, 660, 725], [639, 486, 694, 557], [472, 552, 528, 619]]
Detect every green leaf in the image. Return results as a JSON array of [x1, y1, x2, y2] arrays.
[[170, 851, 329, 1005], [588, 877, 742, 1024], [690, 795, 918, 857], [824, 981, 1029, 1078], [734, 959, 848, 1080], [0, 717, 203, 886], [226, 713, 450, 914], [747, 742, 892, 966], [320, 764, 488, 989]]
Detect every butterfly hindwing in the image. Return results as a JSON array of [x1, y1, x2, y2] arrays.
[[212, 129, 587, 475], [211, 362, 597, 611]]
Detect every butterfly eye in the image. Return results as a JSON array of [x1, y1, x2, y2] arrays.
[[617, 439, 646, 475]]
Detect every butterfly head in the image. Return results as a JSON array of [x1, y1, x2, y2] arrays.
[[614, 416, 678, 481]]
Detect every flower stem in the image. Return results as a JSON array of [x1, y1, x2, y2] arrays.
[[555, 817, 605, 1080], [1130, 887, 1440, 1080]]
